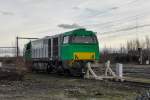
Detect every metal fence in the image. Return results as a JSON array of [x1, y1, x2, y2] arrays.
[[0, 47, 16, 57]]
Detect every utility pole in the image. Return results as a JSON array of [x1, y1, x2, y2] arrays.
[[138, 48, 142, 64], [16, 36, 19, 57], [136, 16, 138, 38], [16, 37, 38, 57]]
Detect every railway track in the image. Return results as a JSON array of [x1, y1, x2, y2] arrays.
[[45, 72, 150, 89], [115, 80, 150, 89], [1, 63, 150, 90], [32, 69, 150, 89]]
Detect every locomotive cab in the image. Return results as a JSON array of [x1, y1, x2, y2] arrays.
[[61, 29, 100, 61], [60, 29, 100, 76]]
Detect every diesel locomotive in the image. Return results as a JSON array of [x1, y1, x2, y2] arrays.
[[23, 28, 100, 76]]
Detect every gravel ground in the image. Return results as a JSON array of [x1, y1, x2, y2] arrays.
[[0, 73, 148, 100], [0, 64, 149, 100]]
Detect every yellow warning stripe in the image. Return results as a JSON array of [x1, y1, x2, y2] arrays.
[[74, 52, 95, 60]]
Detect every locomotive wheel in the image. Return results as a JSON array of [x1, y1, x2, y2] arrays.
[[56, 65, 65, 75], [62, 61, 86, 77], [64, 69, 72, 76], [71, 62, 86, 77], [47, 64, 53, 74], [62, 62, 72, 76], [69, 67, 85, 77], [32, 62, 38, 73]]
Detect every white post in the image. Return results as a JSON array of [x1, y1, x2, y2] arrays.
[[146, 60, 149, 65], [84, 62, 102, 80], [0, 62, 2, 67], [116, 63, 123, 78], [84, 63, 90, 79], [105, 60, 116, 77], [105, 60, 110, 76], [87, 62, 98, 78]]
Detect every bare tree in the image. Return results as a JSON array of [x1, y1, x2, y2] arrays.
[[135, 38, 140, 49], [145, 36, 150, 49]]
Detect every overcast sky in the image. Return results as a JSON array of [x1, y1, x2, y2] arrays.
[[0, 0, 150, 49]]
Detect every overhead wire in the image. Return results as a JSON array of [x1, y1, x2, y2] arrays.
[[24, 0, 147, 36]]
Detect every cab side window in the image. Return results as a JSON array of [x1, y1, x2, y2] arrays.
[[63, 36, 69, 44]]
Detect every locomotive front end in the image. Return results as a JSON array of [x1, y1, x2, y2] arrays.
[[61, 29, 100, 76]]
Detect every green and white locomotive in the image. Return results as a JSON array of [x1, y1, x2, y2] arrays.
[[24, 28, 100, 76]]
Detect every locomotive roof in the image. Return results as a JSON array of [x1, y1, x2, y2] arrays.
[[31, 28, 96, 42], [63, 28, 96, 36]]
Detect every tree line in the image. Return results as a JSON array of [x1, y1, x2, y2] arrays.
[[101, 36, 150, 64]]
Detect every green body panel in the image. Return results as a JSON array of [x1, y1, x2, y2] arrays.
[[60, 28, 100, 61], [60, 44, 100, 60], [23, 28, 100, 61], [24, 42, 32, 61], [63, 28, 95, 36], [24, 50, 32, 60]]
